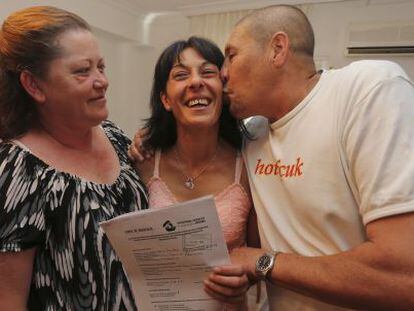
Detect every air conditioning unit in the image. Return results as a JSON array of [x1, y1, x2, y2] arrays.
[[345, 22, 414, 56]]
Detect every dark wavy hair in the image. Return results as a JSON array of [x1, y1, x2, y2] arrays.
[[0, 6, 91, 140], [143, 36, 244, 151]]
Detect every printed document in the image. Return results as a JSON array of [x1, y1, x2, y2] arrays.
[[100, 196, 230, 310]]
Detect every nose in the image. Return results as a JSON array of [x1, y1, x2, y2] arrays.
[[220, 62, 228, 85], [93, 71, 109, 90], [188, 72, 204, 90]]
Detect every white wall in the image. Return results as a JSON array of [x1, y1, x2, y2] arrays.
[[0, 0, 143, 42], [93, 28, 156, 137], [308, 0, 414, 78]]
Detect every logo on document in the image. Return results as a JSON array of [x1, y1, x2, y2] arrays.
[[163, 220, 176, 232]]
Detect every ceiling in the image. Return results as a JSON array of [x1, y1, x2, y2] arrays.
[[105, 0, 346, 16], [116, 0, 268, 14]]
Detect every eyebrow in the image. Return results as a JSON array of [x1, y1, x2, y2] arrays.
[[73, 57, 104, 64], [172, 60, 214, 69]]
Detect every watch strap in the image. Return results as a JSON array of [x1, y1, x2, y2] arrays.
[[266, 251, 281, 280]]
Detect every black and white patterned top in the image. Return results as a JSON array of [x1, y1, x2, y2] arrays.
[[0, 120, 148, 310]]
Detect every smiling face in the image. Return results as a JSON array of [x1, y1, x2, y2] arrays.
[[161, 47, 223, 130], [36, 29, 108, 129]]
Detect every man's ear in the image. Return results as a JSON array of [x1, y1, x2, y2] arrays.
[[19, 70, 46, 103], [160, 92, 172, 111], [269, 31, 290, 67]]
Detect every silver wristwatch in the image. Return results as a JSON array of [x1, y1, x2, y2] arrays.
[[255, 251, 280, 280]]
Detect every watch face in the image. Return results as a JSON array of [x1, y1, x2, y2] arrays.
[[257, 254, 271, 270]]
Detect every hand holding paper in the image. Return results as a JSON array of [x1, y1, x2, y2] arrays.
[[100, 196, 232, 311], [204, 264, 250, 306]]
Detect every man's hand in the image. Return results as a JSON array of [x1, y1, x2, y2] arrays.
[[229, 247, 267, 283], [203, 264, 250, 306], [128, 128, 153, 162]]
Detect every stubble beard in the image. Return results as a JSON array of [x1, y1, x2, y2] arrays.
[[228, 99, 247, 120]]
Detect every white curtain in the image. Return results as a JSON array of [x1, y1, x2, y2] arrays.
[[188, 4, 311, 51], [189, 10, 252, 50]]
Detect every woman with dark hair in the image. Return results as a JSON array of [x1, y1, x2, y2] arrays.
[[143, 36, 242, 152], [0, 6, 147, 310], [133, 37, 263, 310]]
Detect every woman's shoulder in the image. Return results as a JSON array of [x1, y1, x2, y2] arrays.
[[220, 140, 240, 164], [0, 141, 49, 249], [219, 141, 251, 197], [0, 140, 15, 154], [101, 120, 133, 160], [0, 140, 36, 170], [102, 120, 131, 145], [0, 140, 54, 191]]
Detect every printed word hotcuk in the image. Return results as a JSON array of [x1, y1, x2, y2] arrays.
[[254, 157, 304, 178]]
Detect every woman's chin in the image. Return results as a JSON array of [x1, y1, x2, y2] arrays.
[[88, 109, 109, 126]]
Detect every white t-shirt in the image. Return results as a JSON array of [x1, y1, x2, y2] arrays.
[[243, 60, 414, 310]]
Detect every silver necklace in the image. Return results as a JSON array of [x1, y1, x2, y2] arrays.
[[174, 146, 218, 190]]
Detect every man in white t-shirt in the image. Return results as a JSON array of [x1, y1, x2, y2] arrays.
[[214, 4, 414, 311]]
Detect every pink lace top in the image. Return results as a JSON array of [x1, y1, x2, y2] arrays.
[[147, 150, 252, 251]]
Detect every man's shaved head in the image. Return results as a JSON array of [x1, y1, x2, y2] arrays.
[[237, 5, 315, 57]]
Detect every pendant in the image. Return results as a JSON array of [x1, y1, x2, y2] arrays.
[[184, 178, 195, 190]]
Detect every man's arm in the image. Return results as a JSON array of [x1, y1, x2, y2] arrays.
[[231, 212, 414, 310], [0, 248, 36, 310]]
